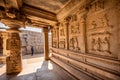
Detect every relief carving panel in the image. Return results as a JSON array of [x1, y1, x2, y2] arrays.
[[68, 14, 85, 52], [59, 22, 66, 49], [86, 12, 118, 57]]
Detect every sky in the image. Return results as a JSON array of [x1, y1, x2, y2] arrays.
[[0, 22, 42, 32]]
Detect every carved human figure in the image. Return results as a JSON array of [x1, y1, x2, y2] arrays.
[[91, 21, 97, 29], [69, 37, 80, 51], [102, 37, 111, 54]]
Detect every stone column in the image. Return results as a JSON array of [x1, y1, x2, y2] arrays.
[[65, 22, 69, 50], [6, 28, 22, 74], [2, 33, 7, 56], [56, 27, 59, 48], [43, 27, 49, 60]]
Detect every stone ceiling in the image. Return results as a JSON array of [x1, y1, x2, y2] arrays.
[[0, 0, 81, 28], [23, 0, 70, 13]]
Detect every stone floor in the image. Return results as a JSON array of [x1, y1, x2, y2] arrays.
[[0, 54, 76, 80]]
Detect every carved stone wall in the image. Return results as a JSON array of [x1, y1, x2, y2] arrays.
[[51, 0, 120, 79], [20, 30, 44, 55], [86, 0, 120, 58]]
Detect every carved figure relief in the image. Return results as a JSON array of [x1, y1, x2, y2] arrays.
[[53, 40, 57, 48], [69, 37, 80, 52], [100, 14, 113, 28], [91, 21, 97, 29], [89, 0, 104, 12], [59, 39, 65, 49], [87, 13, 113, 56], [91, 36, 111, 54], [70, 15, 80, 34]]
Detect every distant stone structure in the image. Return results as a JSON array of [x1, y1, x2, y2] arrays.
[[20, 30, 44, 55]]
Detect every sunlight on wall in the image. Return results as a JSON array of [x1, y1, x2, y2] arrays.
[[20, 26, 42, 32], [0, 22, 9, 31], [0, 22, 42, 32]]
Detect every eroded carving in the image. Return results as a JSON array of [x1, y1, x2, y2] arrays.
[[53, 40, 57, 48], [59, 39, 65, 49], [89, 0, 104, 12], [87, 13, 113, 56], [69, 37, 80, 52], [91, 36, 111, 54], [70, 15, 80, 34], [7, 33, 21, 50]]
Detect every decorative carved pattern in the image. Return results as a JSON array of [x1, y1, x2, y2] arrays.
[[87, 13, 113, 56], [52, 28, 57, 38], [60, 28, 65, 36], [69, 15, 80, 34], [89, 0, 104, 12], [89, 14, 113, 30], [6, 31, 22, 73], [7, 33, 21, 50], [59, 39, 65, 49], [53, 40, 57, 48], [91, 36, 111, 54]]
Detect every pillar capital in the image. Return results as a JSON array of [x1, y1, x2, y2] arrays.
[[43, 27, 49, 33], [1, 18, 25, 29]]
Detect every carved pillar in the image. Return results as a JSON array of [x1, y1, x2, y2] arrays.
[[2, 33, 7, 56], [56, 26, 59, 48], [81, 15, 87, 53], [6, 28, 22, 74], [43, 27, 49, 60], [66, 22, 69, 50]]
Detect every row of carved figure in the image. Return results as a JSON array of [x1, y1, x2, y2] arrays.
[[91, 37, 111, 54]]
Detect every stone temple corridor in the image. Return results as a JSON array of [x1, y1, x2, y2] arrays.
[[0, 54, 76, 80], [0, 0, 120, 80]]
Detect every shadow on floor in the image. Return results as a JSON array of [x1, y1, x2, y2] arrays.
[[36, 61, 76, 80], [0, 72, 36, 80]]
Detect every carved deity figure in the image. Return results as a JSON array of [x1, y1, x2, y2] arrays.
[[91, 21, 97, 29], [70, 16, 80, 34], [69, 37, 80, 51], [59, 39, 65, 49], [102, 37, 111, 54], [100, 14, 113, 28], [91, 38, 102, 51]]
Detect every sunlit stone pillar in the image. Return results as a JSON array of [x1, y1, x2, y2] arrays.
[[2, 33, 7, 56], [6, 28, 22, 74], [43, 27, 49, 60]]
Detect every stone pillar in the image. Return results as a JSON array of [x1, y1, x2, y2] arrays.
[[2, 33, 7, 56], [43, 27, 49, 60], [6, 28, 22, 74], [66, 22, 69, 50], [56, 27, 59, 48]]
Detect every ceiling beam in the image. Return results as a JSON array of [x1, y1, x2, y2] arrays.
[[22, 4, 57, 22], [3, 0, 23, 10]]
